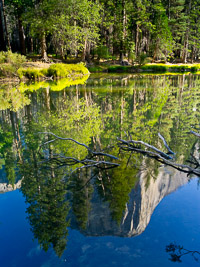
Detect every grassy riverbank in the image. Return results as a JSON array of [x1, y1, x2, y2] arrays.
[[1, 52, 200, 80], [88, 63, 200, 74], [18, 62, 89, 80], [0, 51, 89, 80]]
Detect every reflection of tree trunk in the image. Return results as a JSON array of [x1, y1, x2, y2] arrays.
[[133, 89, 136, 112], [10, 111, 22, 162], [1, 0, 11, 50], [0, 2, 6, 51], [45, 87, 50, 110], [18, 14, 26, 55], [120, 93, 124, 138], [76, 85, 79, 112]]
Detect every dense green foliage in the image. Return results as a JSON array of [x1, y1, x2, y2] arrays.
[[1, 0, 200, 63]]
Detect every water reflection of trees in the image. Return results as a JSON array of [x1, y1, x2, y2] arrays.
[[0, 74, 200, 255], [166, 243, 200, 263], [21, 162, 70, 257]]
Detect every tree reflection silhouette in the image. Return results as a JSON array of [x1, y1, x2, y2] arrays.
[[166, 243, 200, 263], [20, 152, 70, 257]]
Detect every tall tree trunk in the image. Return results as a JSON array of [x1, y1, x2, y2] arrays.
[[120, 0, 126, 62], [1, 0, 11, 50], [181, 30, 189, 63], [30, 37, 33, 53], [40, 32, 48, 61], [82, 39, 87, 61], [0, 1, 6, 51], [18, 14, 26, 55], [181, 0, 191, 63], [82, 39, 90, 62], [135, 23, 139, 57]]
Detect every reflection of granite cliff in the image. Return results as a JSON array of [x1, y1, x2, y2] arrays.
[[0, 180, 22, 193], [76, 166, 189, 237]]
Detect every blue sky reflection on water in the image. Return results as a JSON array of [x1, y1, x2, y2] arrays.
[[0, 178, 200, 267]]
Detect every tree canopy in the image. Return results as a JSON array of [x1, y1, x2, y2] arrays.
[[1, 0, 200, 62]]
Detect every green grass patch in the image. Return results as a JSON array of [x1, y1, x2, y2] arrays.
[[18, 62, 89, 80], [141, 64, 168, 72], [17, 68, 45, 79], [47, 62, 89, 78], [88, 66, 104, 73], [107, 65, 133, 72]]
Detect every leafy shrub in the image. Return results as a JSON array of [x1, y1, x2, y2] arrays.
[[0, 64, 16, 77], [0, 52, 6, 63], [0, 51, 26, 68], [136, 52, 150, 66], [0, 51, 26, 77], [94, 45, 111, 60]]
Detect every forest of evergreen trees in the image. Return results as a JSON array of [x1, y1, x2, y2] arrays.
[[0, 0, 200, 63]]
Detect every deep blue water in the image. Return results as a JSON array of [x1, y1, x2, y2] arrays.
[[0, 179, 199, 267]]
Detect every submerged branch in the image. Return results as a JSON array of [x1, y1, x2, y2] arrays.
[[39, 132, 118, 160], [117, 137, 172, 160], [158, 133, 175, 155], [190, 130, 200, 138], [118, 135, 200, 177], [38, 132, 119, 173]]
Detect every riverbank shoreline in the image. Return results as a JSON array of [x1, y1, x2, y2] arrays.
[[1, 59, 200, 81]]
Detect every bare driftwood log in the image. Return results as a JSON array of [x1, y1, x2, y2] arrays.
[[117, 137, 173, 160], [158, 133, 175, 155], [118, 132, 200, 177], [190, 130, 200, 138], [39, 132, 119, 171]]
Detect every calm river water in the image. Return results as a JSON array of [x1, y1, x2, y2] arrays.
[[0, 74, 200, 266]]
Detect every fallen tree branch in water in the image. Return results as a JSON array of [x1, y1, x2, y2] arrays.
[[117, 137, 173, 160], [39, 132, 118, 160], [118, 134, 200, 177], [190, 130, 200, 138], [158, 133, 175, 155], [38, 132, 119, 172]]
